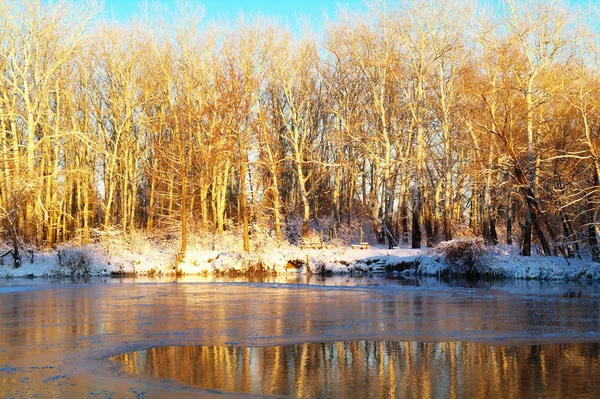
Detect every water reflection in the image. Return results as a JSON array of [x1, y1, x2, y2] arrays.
[[3, 274, 600, 293], [113, 341, 600, 398]]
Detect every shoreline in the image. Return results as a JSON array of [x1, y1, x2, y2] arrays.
[[2, 242, 600, 281]]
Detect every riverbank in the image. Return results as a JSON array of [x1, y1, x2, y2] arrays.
[[2, 236, 600, 281]]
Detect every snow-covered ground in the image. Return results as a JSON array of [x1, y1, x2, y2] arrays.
[[2, 234, 600, 281], [0, 240, 422, 278]]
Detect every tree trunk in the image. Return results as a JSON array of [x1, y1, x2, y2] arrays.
[[506, 195, 512, 246], [121, 152, 129, 234], [433, 180, 441, 242], [9, 219, 21, 268], [510, 161, 551, 256], [180, 161, 187, 255], [83, 177, 90, 245], [411, 198, 421, 249], [588, 172, 600, 262], [523, 85, 537, 256], [482, 168, 498, 245], [522, 207, 532, 256], [470, 182, 479, 236], [371, 163, 382, 242], [443, 171, 452, 241], [239, 147, 249, 252], [588, 208, 600, 263], [297, 164, 311, 238], [217, 159, 230, 234], [330, 167, 341, 238], [402, 202, 409, 244], [424, 196, 434, 248], [147, 157, 158, 231], [560, 212, 578, 258], [272, 183, 282, 241]]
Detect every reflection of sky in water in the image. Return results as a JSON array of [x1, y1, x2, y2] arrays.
[[113, 341, 600, 398]]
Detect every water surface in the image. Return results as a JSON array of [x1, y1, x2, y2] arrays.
[[1, 276, 600, 397], [113, 341, 600, 398]]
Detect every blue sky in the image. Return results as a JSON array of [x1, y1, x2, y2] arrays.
[[103, 0, 365, 26], [102, 0, 597, 31]]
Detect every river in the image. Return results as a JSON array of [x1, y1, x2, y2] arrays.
[[1, 275, 600, 398]]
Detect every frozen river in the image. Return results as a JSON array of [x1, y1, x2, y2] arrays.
[[1, 275, 600, 398]]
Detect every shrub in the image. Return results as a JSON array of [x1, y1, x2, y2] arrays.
[[57, 247, 91, 276], [435, 238, 488, 276]]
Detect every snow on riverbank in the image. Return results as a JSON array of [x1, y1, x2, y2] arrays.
[[0, 240, 423, 277], [1, 238, 600, 281], [418, 243, 600, 280]]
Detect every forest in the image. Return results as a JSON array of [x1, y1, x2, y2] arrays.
[[1, 0, 599, 264]]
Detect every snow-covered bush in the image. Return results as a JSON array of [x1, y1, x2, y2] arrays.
[[449, 223, 478, 239], [57, 247, 91, 276], [249, 222, 285, 252], [123, 229, 153, 252], [331, 219, 363, 246], [282, 214, 378, 248], [435, 238, 488, 276]]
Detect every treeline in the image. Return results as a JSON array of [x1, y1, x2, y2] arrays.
[[1, 0, 599, 260]]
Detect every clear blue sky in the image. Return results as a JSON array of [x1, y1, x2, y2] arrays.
[[102, 0, 597, 31], [103, 0, 365, 27]]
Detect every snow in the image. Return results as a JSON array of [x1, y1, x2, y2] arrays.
[[416, 246, 600, 281], [2, 235, 600, 281], [485, 254, 600, 280]]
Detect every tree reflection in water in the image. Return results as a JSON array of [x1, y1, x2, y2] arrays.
[[113, 341, 600, 398]]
